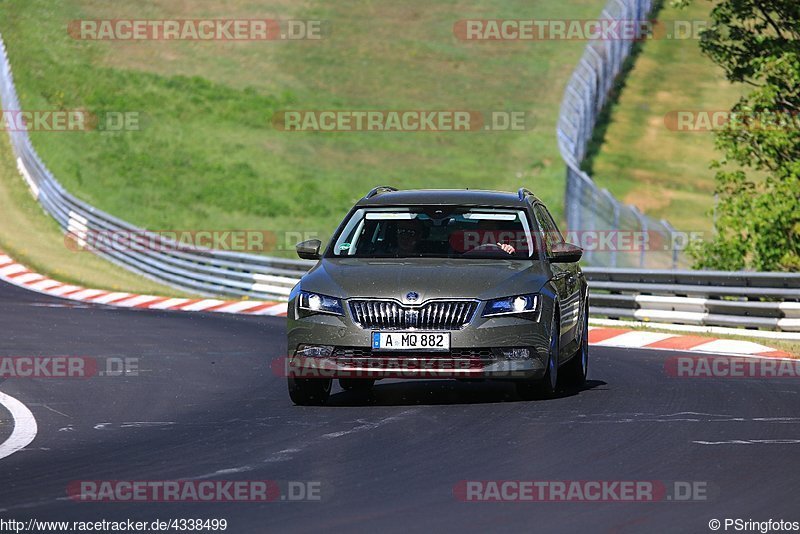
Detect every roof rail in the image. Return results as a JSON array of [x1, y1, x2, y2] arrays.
[[364, 186, 399, 199], [518, 187, 534, 201]]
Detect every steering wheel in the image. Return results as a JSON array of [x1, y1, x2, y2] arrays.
[[473, 243, 503, 251], [461, 243, 508, 257]]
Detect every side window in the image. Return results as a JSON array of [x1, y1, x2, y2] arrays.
[[533, 205, 564, 256]]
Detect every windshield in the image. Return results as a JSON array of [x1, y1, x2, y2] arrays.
[[329, 207, 539, 259]]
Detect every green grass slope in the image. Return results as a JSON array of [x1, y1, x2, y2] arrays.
[[589, 1, 746, 234], [0, 0, 600, 257], [0, 131, 189, 295]]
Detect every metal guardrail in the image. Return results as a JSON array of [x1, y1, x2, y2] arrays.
[[585, 268, 800, 332], [556, 0, 686, 269], [0, 34, 313, 301]]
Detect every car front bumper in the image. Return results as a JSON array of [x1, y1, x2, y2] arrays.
[[286, 299, 555, 380]]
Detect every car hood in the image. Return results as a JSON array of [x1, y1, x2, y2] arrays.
[[299, 258, 552, 302]]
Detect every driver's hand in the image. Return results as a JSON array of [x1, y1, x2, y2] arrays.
[[498, 243, 515, 254]]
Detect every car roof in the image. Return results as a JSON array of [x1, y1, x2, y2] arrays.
[[355, 189, 538, 208]]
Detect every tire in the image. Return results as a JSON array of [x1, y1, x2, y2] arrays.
[[561, 297, 589, 387], [339, 378, 375, 392], [288, 377, 332, 406], [516, 313, 560, 400]]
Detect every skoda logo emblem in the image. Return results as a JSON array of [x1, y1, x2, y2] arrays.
[[405, 292, 419, 302]]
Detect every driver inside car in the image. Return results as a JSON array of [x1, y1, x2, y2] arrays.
[[394, 218, 427, 256], [476, 219, 516, 255]]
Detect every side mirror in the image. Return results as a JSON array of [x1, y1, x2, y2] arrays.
[[296, 239, 322, 260], [550, 242, 583, 263]]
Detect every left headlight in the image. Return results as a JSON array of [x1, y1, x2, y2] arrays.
[[298, 291, 344, 316], [482, 294, 538, 317]]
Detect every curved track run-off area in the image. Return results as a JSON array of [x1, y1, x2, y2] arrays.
[[0, 280, 798, 532]]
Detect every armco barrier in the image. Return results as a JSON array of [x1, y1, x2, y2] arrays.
[[584, 268, 800, 332]]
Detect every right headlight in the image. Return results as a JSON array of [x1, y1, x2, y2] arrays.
[[482, 294, 539, 317], [297, 291, 344, 316]]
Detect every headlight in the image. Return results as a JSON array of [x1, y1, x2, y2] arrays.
[[298, 291, 344, 316], [482, 294, 538, 317], [295, 344, 334, 358]]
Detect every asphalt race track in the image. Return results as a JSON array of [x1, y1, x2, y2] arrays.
[[1, 280, 798, 533]]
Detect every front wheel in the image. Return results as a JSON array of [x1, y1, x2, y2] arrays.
[[561, 297, 589, 386], [288, 377, 332, 406], [516, 314, 560, 400]]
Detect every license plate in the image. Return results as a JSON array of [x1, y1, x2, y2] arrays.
[[372, 331, 450, 351]]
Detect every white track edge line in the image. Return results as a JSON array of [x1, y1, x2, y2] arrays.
[[0, 391, 38, 460]]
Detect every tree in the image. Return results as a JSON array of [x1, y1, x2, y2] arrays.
[[675, 0, 800, 270]]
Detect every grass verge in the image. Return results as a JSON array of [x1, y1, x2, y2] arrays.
[[0, 131, 190, 296], [589, 1, 747, 234], [0, 0, 602, 259]]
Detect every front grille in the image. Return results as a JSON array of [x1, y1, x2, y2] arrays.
[[349, 299, 478, 330]]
